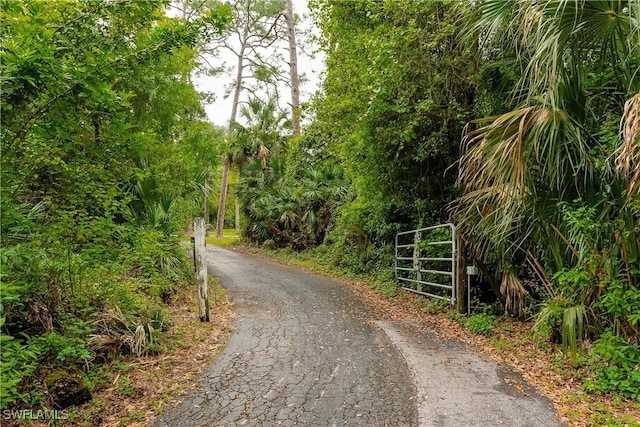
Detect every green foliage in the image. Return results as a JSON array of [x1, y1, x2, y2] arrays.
[[206, 229, 241, 247], [0, 328, 93, 409], [237, 154, 349, 250], [598, 279, 640, 334], [0, 0, 229, 411], [447, 309, 466, 323], [531, 198, 639, 358], [372, 278, 398, 297], [127, 229, 187, 280], [414, 297, 449, 315], [465, 308, 499, 336], [561, 304, 587, 364], [43, 333, 92, 364], [591, 412, 640, 427], [115, 375, 137, 398], [534, 300, 587, 365], [310, 0, 477, 245], [0, 333, 40, 408], [451, 0, 640, 340], [584, 331, 640, 400]]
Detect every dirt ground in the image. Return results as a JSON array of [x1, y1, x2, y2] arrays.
[[24, 280, 237, 427]]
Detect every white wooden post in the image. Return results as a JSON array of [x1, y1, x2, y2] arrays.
[[193, 217, 209, 322]]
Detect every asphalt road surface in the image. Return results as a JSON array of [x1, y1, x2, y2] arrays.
[[153, 246, 564, 427]]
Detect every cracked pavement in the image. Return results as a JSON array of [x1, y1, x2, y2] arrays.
[[152, 246, 564, 427]]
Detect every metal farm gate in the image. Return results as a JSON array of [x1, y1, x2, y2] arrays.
[[395, 224, 457, 304]]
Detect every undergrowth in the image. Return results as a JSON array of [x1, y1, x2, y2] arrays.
[[0, 222, 196, 411]]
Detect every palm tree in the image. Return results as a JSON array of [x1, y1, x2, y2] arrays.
[[233, 95, 290, 170], [453, 0, 640, 329], [236, 154, 291, 242], [228, 95, 290, 235], [300, 163, 348, 244], [215, 95, 289, 237]]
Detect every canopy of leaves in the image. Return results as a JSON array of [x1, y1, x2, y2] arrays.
[[0, 0, 228, 409], [309, 0, 478, 245], [304, 0, 639, 356]]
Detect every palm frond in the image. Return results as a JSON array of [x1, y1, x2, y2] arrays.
[[562, 304, 586, 364], [459, 107, 536, 195], [534, 300, 586, 364], [616, 92, 640, 200], [452, 183, 529, 261], [500, 266, 530, 318], [257, 144, 271, 168]]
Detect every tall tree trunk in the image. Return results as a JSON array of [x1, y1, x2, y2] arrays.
[[235, 200, 241, 233], [456, 235, 468, 314], [229, 43, 245, 126], [215, 43, 246, 238], [284, 0, 300, 137], [204, 175, 210, 231], [215, 160, 230, 237]]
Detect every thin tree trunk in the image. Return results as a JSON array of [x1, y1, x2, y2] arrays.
[[456, 235, 468, 314], [235, 200, 241, 234], [284, 0, 300, 137], [215, 161, 230, 238], [204, 175, 210, 229], [229, 44, 245, 126], [215, 43, 246, 238]]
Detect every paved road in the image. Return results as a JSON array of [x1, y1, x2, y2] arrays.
[[153, 246, 563, 427]]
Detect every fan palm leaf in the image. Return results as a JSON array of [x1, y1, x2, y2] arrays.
[[477, 0, 638, 97], [454, 1, 640, 322]]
